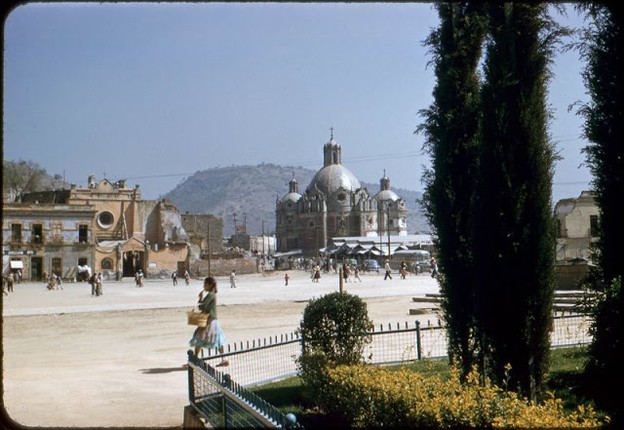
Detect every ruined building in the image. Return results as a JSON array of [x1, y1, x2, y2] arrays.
[[2, 176, 191, 281]]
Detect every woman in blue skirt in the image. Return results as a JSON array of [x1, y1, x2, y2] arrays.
[[189, 276, 229, 366]]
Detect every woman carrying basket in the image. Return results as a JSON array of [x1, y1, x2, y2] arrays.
[[189, 276, 229, 366]]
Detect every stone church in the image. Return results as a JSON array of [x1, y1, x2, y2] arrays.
[[276, 133, 408, 256]]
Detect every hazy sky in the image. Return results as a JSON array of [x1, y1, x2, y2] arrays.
[[3, 2, 591, 203]]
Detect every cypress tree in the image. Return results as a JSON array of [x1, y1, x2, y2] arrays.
[[576, 4, 624, 423], [418, 2, 486, 379], [474, 3, 560, 401]]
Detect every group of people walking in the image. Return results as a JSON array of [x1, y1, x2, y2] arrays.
[[90, 272, 104, 296]]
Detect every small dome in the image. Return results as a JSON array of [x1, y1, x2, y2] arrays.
[[375, 189, 400, 202], [306, 164, 361, 195], [281, 192, 302, 203]]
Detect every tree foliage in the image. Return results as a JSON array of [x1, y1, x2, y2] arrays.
[[296, 291, 373, 405], [420, 3, 564, 401], [473, 2, 561, 402], [418, 2, 487, 380], [575, 4, 624, 424], [298, 291, 372, 365], [2, 160, 48, 202]]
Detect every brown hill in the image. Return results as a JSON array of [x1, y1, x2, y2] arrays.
[[162, 163, 430, 237]]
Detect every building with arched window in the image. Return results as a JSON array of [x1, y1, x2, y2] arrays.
[[276, 134, 408, 256], [3, 176, 191, 281]]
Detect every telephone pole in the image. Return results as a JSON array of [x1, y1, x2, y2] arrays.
[[207, 219, 211, 275], [262, 220, 266, 257], [387, 203, 392, 259]]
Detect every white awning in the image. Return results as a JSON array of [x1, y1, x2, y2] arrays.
[[10, 260, 24, 269]]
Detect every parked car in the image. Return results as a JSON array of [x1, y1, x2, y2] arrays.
[[416, 261, 432, 273], [362, 259, 381, 273]]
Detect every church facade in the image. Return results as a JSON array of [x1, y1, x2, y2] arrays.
[[275, 134, 408, 256]]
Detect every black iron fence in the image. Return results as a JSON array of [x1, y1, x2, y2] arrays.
[[187, 350, 301, 428], [188, 313, 592, 428]]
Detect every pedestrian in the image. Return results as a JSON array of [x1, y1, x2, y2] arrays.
[[230, 270, 237, 288], [189, 276, 229, 366], [172, 270, 178, 286], [184, 270, 190, 286], [6, 272, 15, 293], [313, 264, 321, 283], [342, 263, 351, 283], [96, 273, 103, 296], [284, 273, 289, 286], [56, 272, 64, 290], [354, 266, 362, 282], [2, 277, 8, 296], [400, 261, 408, 280], [384, 260, 393, 280], [430, 257, 438, 278], [90, 272, 98, 296], [17, 269, 23, 284]]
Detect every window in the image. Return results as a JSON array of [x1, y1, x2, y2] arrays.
[[50, 222, 63, 242], [101, 258, 113, 270], [97, 211, 114, 229], [590, 215, 599, 237], [79, 225, 89, 243], [11, 224, 22, 243], [337, 194, 346, 202], [32, 224, 43, 244], [51, 257, 62, 276]]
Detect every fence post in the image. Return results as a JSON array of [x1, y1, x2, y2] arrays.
[[339, 267, 344, 293], [415, 321, 422, 360], [187, 350, 195, 403], [223, 373, 231, 427]]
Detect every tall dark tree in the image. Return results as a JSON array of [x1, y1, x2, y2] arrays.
[[418, 2, 487, 379], [576, 4, 624, 424], [473, 3, 561, 401]]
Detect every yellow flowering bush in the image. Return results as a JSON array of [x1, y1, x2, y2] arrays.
[[319, 364, 606, 428]]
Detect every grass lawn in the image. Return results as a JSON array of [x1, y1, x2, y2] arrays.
[[251, 346, 603, 428]]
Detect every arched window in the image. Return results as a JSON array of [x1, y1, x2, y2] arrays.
[[101, 258, 114, 270]]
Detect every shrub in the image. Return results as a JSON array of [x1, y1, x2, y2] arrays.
[[296, 291, 373, 403], [320, 364, 607, 428]]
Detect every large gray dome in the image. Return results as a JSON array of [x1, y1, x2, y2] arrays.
[[306, 164, 361, 195]]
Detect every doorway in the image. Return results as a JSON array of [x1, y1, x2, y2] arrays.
[[31, 257, 43, 281], [122, 250, 144, 277]]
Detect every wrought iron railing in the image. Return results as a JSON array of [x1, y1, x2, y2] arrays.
[[188, 314, 592, 428], [188, 350, 301, 428]]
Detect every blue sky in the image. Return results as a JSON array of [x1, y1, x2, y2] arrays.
[[3, 2, 590, 203]]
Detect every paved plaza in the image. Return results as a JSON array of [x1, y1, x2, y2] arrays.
[[2, 269, 440, 427]]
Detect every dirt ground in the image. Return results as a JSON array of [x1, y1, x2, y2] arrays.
[[2, 269, 440, 427]]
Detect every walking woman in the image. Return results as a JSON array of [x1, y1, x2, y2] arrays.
[[189, 277, 229, 366]]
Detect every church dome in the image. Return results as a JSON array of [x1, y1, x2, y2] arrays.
[[375, 188, 400, 202], [281, 192, 302, 203], [306, 164, 362, 195], [374, 174, 399, 202]]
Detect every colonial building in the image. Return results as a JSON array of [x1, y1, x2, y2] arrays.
[[554, 190, 600, 261], [553, 190, 600, 289], [3, 203, 96, 281], [3, 176, 191, 281], [275, 134, 408, 256]]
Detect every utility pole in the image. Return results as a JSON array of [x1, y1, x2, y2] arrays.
[[262, 220, 266, 258], [387, 203, 391, 259], [207, 219, 211, 276]]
